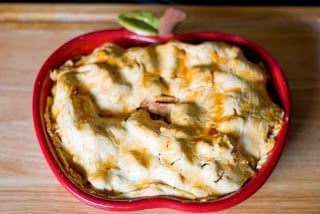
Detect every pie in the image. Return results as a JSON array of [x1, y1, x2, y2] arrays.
[[45, 40, 284, 200]]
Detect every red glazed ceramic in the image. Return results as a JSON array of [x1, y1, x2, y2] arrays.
[[32, 28, 291, 212]]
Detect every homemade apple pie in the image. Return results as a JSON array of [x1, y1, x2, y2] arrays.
[[45, 40, 284, 200]]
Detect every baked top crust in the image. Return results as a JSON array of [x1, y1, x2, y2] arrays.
[[45, 41, 283, 200]]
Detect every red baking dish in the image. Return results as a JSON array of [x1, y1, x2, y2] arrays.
[[32, 28, 291, 212]]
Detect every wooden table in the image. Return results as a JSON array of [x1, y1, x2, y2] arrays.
[[1, 4, 319, 213]]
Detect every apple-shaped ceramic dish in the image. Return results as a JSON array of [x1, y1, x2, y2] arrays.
[[32, 28, 290, 212]]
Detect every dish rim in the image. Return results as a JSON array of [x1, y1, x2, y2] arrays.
[[32, 28, 291, 212]]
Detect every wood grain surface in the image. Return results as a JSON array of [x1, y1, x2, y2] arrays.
[[0, 4, 319, 213]]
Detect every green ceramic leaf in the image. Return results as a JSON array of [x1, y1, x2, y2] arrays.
[[117, 11, 160, 36]]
